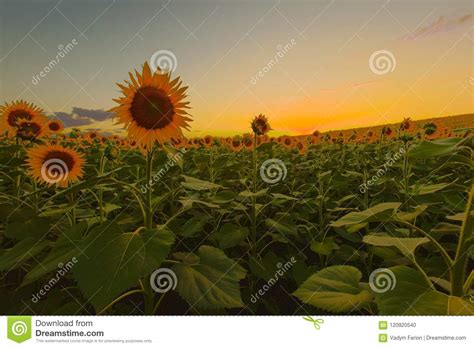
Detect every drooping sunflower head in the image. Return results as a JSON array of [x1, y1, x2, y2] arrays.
[[251, 114, 271, 135], [423, 122, 437, 135], [110, 62, 192, 149], [400, 117, 411, 131], [382, 126, 392, 136], [0, 100, 48, 137], [26, 144, 85, 188]]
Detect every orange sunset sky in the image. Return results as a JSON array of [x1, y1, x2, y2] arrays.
[[1, 0, 473, 136]]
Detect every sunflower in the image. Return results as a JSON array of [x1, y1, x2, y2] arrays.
[[110, 62, 191, 149], [0, 100, 48, 137], [47, 120, 64, 133], [251, 114, 271, 135], [281, 136, 293, 148], [229, 137, 243, 152], [126, 139, 137, 148], [192, 138, 203, 148], [26, 144, 85, 188], [170, 137, 185, 148], [256, 135, 264, 147], [242, 133, 254, 149], [85, 131, 99, 143], [203, 135, 213, 148], [16, 118, 48, 140], [296, 141, 307, 155]]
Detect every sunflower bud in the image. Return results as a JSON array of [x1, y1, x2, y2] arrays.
[[105, 145, 119, 160]]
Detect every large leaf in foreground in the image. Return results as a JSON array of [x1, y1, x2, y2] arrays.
[[172, 245, 246, 309], [0, 238, 48, 272], [293, 266, 372, 313], [74, 222, 174, 311], [375, 266, 474, 315], [22, 222, 87, 286], [213, 223, 249, 249], [404, 292, 474, 315], [374, 266, 428, 314], [408, 138, 463, 159], [331, 203, 401, 228], [363, 234, 429, 258]]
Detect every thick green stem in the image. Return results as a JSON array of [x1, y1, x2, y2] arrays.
[[98, 289, 143, 315], [144, 147, 156, 230], [143, 146, 157, 314], [402, 142, 410, 206], [32, 181, 38, 214], [153, 292, 167, 314], [14, 137, 21, 197], [397, 219, 453, 270], [140, 279, 155, 315], [98, 153, 106, 222], [69, 192, 76, 226], [451, 185, 474, 296], [251, 133, 258, 258]]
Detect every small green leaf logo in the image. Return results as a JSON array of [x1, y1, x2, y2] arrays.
[[7, 316, 32, 343], [303, 316, 324, 330]]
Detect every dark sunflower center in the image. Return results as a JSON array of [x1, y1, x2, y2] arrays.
[[232, 140, 240, 147], [9, 110, 33, 127], [43, 151, 75, 172], [130, 86, 175, 130], [49, 122, 60, 131], [20, 122, 41, 134]]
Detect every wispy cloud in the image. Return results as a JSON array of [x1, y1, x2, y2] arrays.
[[402, 13, 473, 41]]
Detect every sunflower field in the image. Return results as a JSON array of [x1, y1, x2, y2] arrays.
[[0, 63, 473, 316]]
